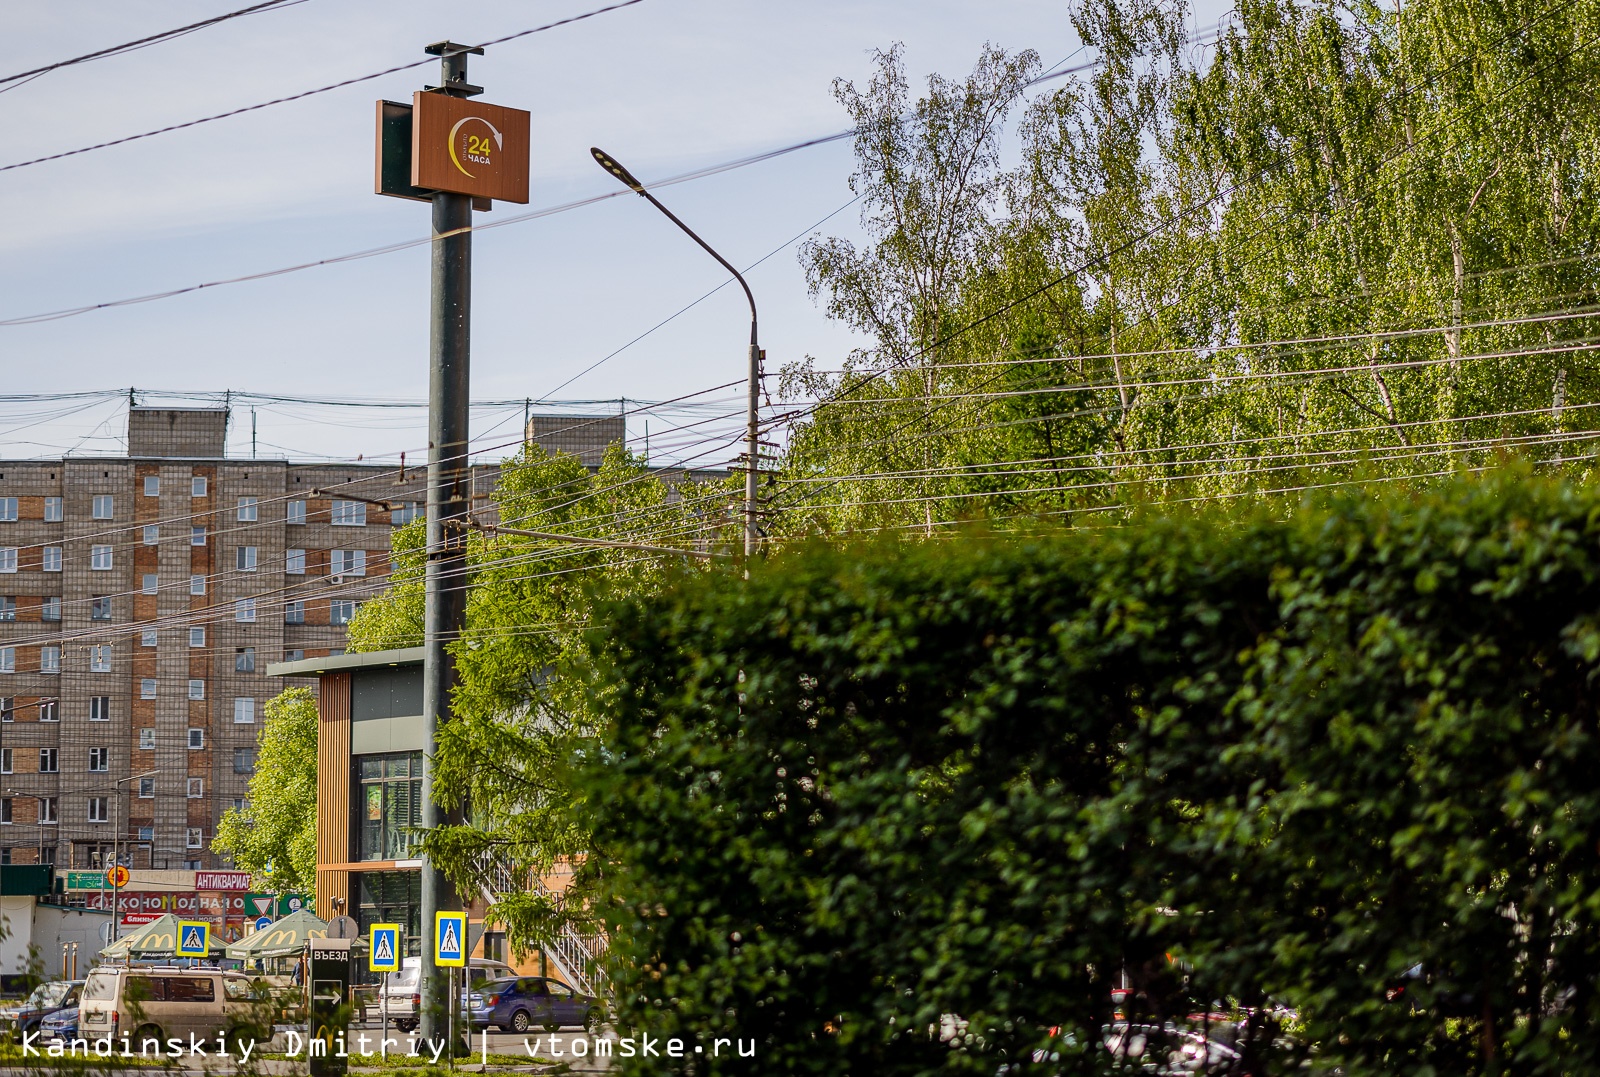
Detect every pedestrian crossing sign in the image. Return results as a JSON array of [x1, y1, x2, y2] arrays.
[[175, 920, 210, 957], [370, 923, 401, 973], [433, 911, 466, 967]]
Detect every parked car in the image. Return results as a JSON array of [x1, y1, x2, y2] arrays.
[[379, 957, 514, 1034], [0, 981, 83, 1042], [37, 1006, 77, 1045], [472, 976, 601, 1033], [78, 966, 271, 1046]]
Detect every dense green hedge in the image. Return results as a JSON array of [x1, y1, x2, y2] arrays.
[[579, 472, 1600, 1075]]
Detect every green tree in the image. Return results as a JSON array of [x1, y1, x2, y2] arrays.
[[212, 688, 319, 893]]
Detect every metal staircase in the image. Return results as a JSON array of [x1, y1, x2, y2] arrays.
[[481, 862, 609, 998]]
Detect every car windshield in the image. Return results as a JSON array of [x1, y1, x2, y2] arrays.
[[28, 983, 70, 1008], [482, 978, 516, 994], [82, 973, 117, 1002]]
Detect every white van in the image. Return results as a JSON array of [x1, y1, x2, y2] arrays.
[[379, 957, 513, 1033], [79, 967, 271, 1047]]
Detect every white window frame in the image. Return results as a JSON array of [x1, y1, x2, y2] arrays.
[[285, 548, 306, 575], [140, 678, 157, 699], [142, 573, 158, 595], [232, 697, 256, 725], [284, 600, 305, 625], [38, 698, 57, 722], [88, 797, 108, 823], [189, 627, 205, 648], [0, 498, 16, 522], [187, 778, 204, 799], [39, 797, 57, 824], [140, 628, 157, 647], [39, 646, 60, 674], [331, 550, 367, 577], [191, 475, 207, 497], [89, 644, 111, 673], [90, 545, 112, 570], [91, 495, 113, 520], [143, 476, 160, 497], [90, 696, 110, 721], [186, 827, 203, 849], [88, 747, 108, 773], [235, 597, 256, 623], [330, 598, 355, 626], [0, 648, 11, 674], [188, 679, 205, 700], [42, 547, 61, 572], [0, 749, 9, 774], [187, 728, 204, 750], [38, 748, 57, 773], [138, 729, 156, 752], [237, 496, 258, 522], [235, 647, 255, 672], [331, 499, 367, 526], [286, 499, 306, 525], [191, 526, 207, 546], [40, 597, 60, 621], [0, 549, 15, 574], [236, 546, 258, 572], [43, 497, 62, 522], [138, 776, 155, 797], [142, 525, 159, 546], [190, 574, 206, 595]]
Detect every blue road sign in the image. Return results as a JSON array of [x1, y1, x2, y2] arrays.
[[370, 923, 401, 973], [434, 911, 466, 967], [254, 915, 273, 932], [175, 920, 210, 957]]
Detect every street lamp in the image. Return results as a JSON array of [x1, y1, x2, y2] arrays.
[[591, 147, 764, 557]]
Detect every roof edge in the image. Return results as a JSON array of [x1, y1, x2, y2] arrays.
[[267, 645, 426, 678]]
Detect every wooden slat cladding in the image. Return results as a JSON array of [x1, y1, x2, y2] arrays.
[[315, 672, 351, 919]]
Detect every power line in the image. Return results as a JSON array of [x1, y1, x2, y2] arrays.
[[0, 0, 652, 175], [0, 0, 313, 93]]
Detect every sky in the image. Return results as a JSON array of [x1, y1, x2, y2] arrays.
[[0, 0, 1185, 466]]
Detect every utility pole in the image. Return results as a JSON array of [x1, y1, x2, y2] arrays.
[[418, 39, 481, 1054]]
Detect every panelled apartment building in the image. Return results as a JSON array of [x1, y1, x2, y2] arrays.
[[0, 406, 621, 873]]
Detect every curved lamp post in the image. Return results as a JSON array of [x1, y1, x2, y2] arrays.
[[591, 147, 762, 557]]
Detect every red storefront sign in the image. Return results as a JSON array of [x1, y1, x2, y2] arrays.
[[82, 891, 249, 915], [194, 871, 253, 891]]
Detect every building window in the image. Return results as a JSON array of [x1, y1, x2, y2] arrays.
[[237, 497, 258, 522], [140, 678, 157, 699], [89, 645, 111, 673], [232, 798, 245, 813], [186, 827, 203, 849], [90, 545, 112, 570], [190, 574, 206, 595], [138, 826, 154, 841], [41, 547, 61, 572], [0, 498, 16, 522], [285, 548, 305, 575], [91, 495, 113, 520], [330, 599, 355, 626], [233, 748, 255, 774], [233, 698, 255, 724], [235, 598, 256, 623], [188, 778, 204, 798], [41, 597, 60, 621], [43, 497, 61, 522], [0, 698, 9, 722], [138, 777, 155, 798], [191, 526, 207, 546], [286, 500, 306, 525], [38, 748, 57, 773], [39, 646, 59, 674], [0, 800, 9, 824], [144, 476, 161, 497], [141, 573, 158, 595], [284, 648, 304, 662], [138, 730, 155, 752], [0, 648, 11, 675], [89, 696, 110, 721], [0, 750, 9, 774], [236, 546, 257, 572], [89, 748, 108, 772], [358, 752, 424, 860], [142, 524, 159, 545], [38, 698, 57, 722], [192, 476, 207, 498], [0, 549, 14, 574], [331, 500, 367, 527], [188, 728, 204, 750], [140, 627, 156, 647], [91, 595, 112, 620], [0, 598, 11, 622], [284, 600, 305, 625], [235, 647, 255, 672], [331, 550, 366, 577], [392, 501, 423, 525], [39, 798, 57, 824], [188, 680, 206, 701], [189, 626, 205, 648]]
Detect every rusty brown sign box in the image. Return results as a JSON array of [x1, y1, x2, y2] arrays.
[[409, 92, 530, 204]]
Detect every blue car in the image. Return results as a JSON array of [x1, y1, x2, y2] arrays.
[[471, 977, 600, 1033], [38, 1006, 77, 1045]]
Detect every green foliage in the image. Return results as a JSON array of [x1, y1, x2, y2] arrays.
[[782, 0, 1600, 533], [212, 688, 319, 894], [582, 470, 1600, 1074]]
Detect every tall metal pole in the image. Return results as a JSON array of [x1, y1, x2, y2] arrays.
[[589, 148, 763, 556], [419, 39, 481, 1054]]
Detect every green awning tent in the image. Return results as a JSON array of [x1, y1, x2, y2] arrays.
[[98, 913, 218, 960], [223, 908, 333, 960]]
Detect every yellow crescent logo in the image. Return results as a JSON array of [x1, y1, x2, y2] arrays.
[[448, 116, 503, 179]]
